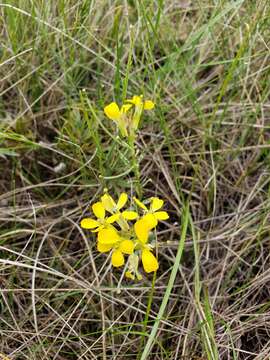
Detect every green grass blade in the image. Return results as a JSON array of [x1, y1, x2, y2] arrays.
[[140, 205, 189, 360]]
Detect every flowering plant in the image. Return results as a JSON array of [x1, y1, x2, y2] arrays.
[[81, 190, 169, 280]]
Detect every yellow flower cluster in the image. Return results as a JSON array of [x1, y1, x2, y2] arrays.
[[81, 191, 169, 280], [104, 95, 155, 137]]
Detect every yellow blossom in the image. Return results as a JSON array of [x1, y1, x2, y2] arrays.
[[97, 228, 135, 268], [80, 190, 169, 278], [133, 196, 169, 227], [126, 95, 154, 108], [104, 95, 154, 137], [104, 102, 132, 137], [80, 201, 119, 232], [101, 192, 127, 214], [125, 95, 155, 130], [101, 192, 138, 231]]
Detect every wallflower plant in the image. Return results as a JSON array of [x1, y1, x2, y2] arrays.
[[80, 94, 169, 280], [81, 190, 169, 280]]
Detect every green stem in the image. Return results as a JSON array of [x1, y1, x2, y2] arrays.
[[137, 270, 156, 359], [128, 134, 142, 198]]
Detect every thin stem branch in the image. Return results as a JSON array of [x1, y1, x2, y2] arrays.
[[128, 134, 142, 198]]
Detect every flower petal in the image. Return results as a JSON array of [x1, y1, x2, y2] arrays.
[[98, 228, 119, 244], [119, 239, 134, 255], [107, 213, 120, 223], [144, 100, 155, 110], [122, 210, 138, 220], [132, 95, 143, 105], [92, 202, 105, 219], [142, 249, 159, 273], [104, 102, 121, 120], [97, 242, 113, 253], [142, 213, 158, 229], [150, 197, 164, 212], [133, 197, 148, 211], [101, 193, 116, 213], [117, 193, 128, 210], [111, 250, 124, 267], [134, 218, 150, 243], [80, 218, 99, 229], [154, 211, 169, 220]]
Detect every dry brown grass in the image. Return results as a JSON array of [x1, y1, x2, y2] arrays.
[[1, 1, 270, 359]]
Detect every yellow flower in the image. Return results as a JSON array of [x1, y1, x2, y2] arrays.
[[80, 190, 165, 278], [101, 192, 138, 231], [104, 102, 132, 137], [126, 95, 155, 110], [133, 196, 169, 227], [104, 95, 155, 136], [97, 228, 135, 267], [125, 95, 155, 130], [80, 201, 119, 232]]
